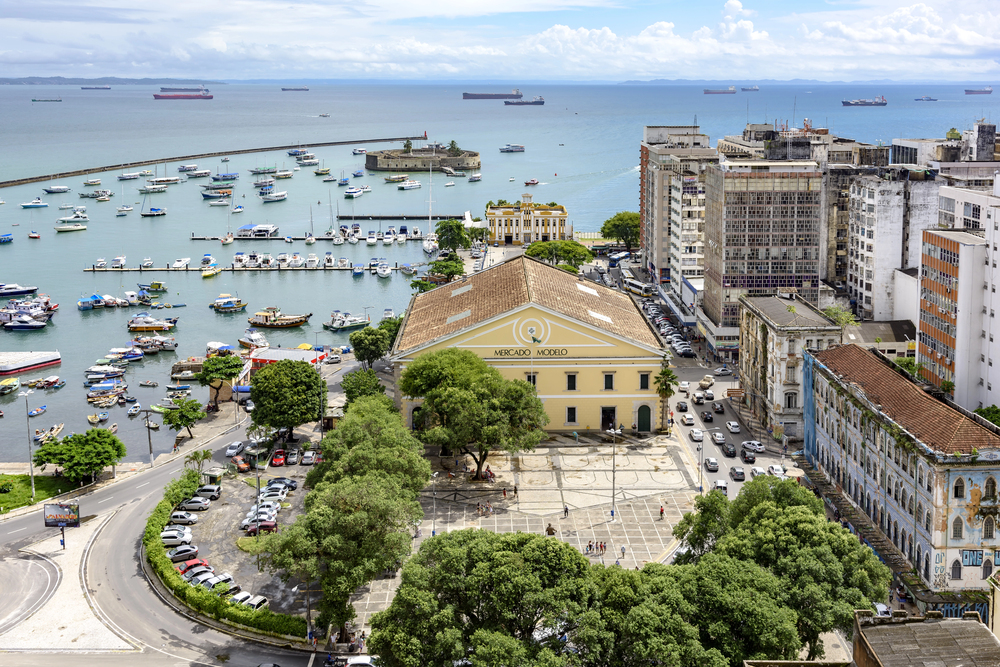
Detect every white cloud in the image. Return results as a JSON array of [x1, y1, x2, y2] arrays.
[[723, 0, 756, 20]]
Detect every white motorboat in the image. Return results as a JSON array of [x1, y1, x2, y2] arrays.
[[347, 233, 359, 245], [376, 262, 391, 278], [305, 253, 319, 268], [259, 190, 288, 202], [54, 222, 87, 232], [324, 253, 336, 268], [209, 199, 230, 207], [57, 210, 89, 223], [445, 181, 455, 187], [423, 233, 439, 254], [141, 258, 154, 268], [337, 257, 350, 269], [259, 253, 276, 268], [95, 258, 108, 268], [344, 186, 363, 198], [171, 258, 191, 269], [276, 252, 290, 265], [58, 203, 74, 210], [410, 226, 422, 240], [382, 232, 395, 245], [288, 253, 304, 268], [366, 231, 377, 245], [382, 308, 395, 320], [233, 252, 248, 268], [323, 311, 371, 331], [238, 327, 269, 349], [111, 255, 126, 268], [397, 180, 422, 190], [332, 234, 344, 246], [200, 254, 215, 266]]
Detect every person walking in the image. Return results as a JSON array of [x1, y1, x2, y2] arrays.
[[502, 487, 507, 499], [659, 506, 665, 520], [564, 505, 569, 518], [586, 540, 593, 553]]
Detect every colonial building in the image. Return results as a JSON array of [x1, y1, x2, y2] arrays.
[[738, 292, 840, 442], [805, 344, 1000, 600], [485, 194, 570, 246], [390, 256, 665, 432]]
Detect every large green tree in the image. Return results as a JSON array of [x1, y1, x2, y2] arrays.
[[258, 521, 322, 635], [428, 257, 465, 283], [340, 368, 386, 408], [600, 212, 641, 253], [435, 219, 470, 253], [250, 359, 327, 432], [399, 349, 548, 479], [524, 240, 593, 268], [161, 398, 207, 439], [378, 315, 404, 350], [349, 326, 392, 370], [183, 449, 213, 475], [33, 428, 127, 484], [197, 354, 246, 406]]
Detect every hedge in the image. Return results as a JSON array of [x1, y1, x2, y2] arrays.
[[143, 469, 308, 638]]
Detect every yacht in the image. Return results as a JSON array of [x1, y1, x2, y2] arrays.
[[337, 257, 351, 269], [347, 232, 359, 245], [238, 327, 270, 349], [324, 252, 336, 268], [382, 230, 395, 245], [259, 253, 276, 268], [200, 254, 215, 267], [382, 308, 395, 320], [111, 255, 127, 268], [423, 233, 439, 255], [397, 180, 422, 190], [233, 252, 248, 267], [366, 230, 377, 245], [323, 311, 371, 331], [410, 226, 422, 240], [332, 234, 344, 246], [58, 209, 89, 223], [42, 185, 70, 194], [141, 258, 154, 268], [288, 253, 304, 268], [305, 253, 319, 268], [276, 252, 290, 266], [171, 258, 191, 269], [376, 262, 392, 278], [344, 186, 363, 198]]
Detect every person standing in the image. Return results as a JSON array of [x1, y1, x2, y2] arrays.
[[564, 505, 569, 518]]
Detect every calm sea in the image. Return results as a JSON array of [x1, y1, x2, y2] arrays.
[[0, 82, 996, 461]]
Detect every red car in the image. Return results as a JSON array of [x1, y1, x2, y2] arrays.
[[246, 521, 277, 536], [271, 449, 285, 467], [175, 558, 209, 575]]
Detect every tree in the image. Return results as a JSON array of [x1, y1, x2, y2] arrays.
[[250, 359, 327, 432], [893, 357, 922, 377], [411, 279, 436, 293], [555, 263, 578, 274], [378, 316, 403, 349], [349, 326, 392, 370], [447, 140, 461, 157], [340, 368, 386, 407], [671, 490, 731, 564], [403, 139, 412, 153], [399, 349, 548, 479], [653, 365, 679, 434], [162, 398, 207, 439], [524, 241, 593, 268], [976, 405, 1000, 427], [197, 354, 246, 406], [428, 257, 465, 283], [822, 304, 859, 344], [600, 212, 640, 253], [435, 219, 470, 253], [183, 449, 213, 475], [32, 428, 127, 484], [258, 521, 322, 635]]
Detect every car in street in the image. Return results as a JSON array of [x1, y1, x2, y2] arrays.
[[300, 450, 316, 465], [182, 565, 214, 582], [676, 349, 697, 358], [244, 399, 255, 413], [721, 442, 737, 457], [714, 367, 733, 376], [700, 411, 714, 422], [195, 485, 221, 500], [231, 455, 250, 473], [740, 450, 756, 464], [730, 467, 746, 481], [678, 381, 690, 393], [166, 545, 200, 562], [768, 464, 786, 477], [741, 440, 765, 453], [703, 389, 715, 401], [175, 558, 208, 574], [676, 401, 688, 412], [713, 402, 724, 413], [725, 421, 740, 433], [713, 480, 728, 495], [271, 449, 286, 467], [224, 441, 245, 457], [710, 432, 726, 445], [246, 521, 278, 536], [229, 591, 254, 606], [692, 392, 705, 405], [680, 413, 694, 426], [177, 498, 211, 512], [704, 457, 719, 472], [285, 450, 300, 465], [325, 354, 342, 365], [161, 530, 193, 546], [170, 510, 200, 524], [750, 466, 768, 478], [689, 428, 704, 442]]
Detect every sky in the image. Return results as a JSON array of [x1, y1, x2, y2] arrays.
[[1, 0, 998, 81]]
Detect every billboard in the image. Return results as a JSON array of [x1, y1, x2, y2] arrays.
[[43, 503, 80, 528]]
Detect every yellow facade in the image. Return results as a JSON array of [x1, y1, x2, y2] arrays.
[[486, 194, 570, 246], [393, 304, 663, 433]]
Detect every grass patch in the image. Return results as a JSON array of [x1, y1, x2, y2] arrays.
[[236, 536, 262, 553], [0, 474, 71, 514]]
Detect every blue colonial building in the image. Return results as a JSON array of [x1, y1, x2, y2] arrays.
[[804, 344, 1000, 612]]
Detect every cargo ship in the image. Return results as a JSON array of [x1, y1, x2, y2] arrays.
[[81, 85, 111, 90], [915, 95, 937, 102], [505, 96, 544, 106], [463, 89, 522, 100], [842, 96, 887, 106], [704, 86, 736, 94], [160, 86, 210, 92], [154, 91, 213, 100], [282, 86, 309, 91], [741, 85, 759, 92], [966, 86, 993, 95]]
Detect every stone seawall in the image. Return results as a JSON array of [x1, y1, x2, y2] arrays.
[[364, 149, 481, 172]]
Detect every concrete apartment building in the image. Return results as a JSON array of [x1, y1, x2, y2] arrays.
[[738, 292, 840, 442], [700, 157, 824, 362], [485, 194, 570, 245], [805, 344, 1000, 608], [847, 169, 942, 321], [638, 126, 717, 325]]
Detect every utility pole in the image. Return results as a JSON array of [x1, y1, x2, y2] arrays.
[[606, 424, 622, 521], [18, 389, 36, 499]]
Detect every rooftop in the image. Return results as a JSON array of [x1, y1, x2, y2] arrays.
[[813, 345, 1000, 455], [394, 256, 661, 354], [857, 612, 1000, 667], [925, 228, 988, 244], [741, 294, 838, 330], [843, 320, 917, 346]]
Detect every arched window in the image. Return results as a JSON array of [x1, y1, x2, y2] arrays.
[[901, 488, 907, 509], [986, 516, 996, 540], [985, 559, 994, 580], [785, 392, 798, 409], [927, 471, 933, 492], [987, 477, 998, 500], [918, 466, 924, 488], [925, 509, 932, 532], [952, 560, 963, 580], [955, 477, 966, 499], [917, 503, 924, 528], [953, 517, 964, 540], [917, 545, 923, 574], [924, 553, 931, 580], [908, 496, 914, 516]]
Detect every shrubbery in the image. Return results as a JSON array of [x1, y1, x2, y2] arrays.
[[143, 469, 307, 638]]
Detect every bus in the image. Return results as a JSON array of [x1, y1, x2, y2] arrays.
[[608, 251, 630, 268], [621, 268, 636, 283], [623, 278, 653, 297]]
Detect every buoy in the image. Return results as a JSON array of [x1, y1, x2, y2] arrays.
[[555, 173, 557, 176]]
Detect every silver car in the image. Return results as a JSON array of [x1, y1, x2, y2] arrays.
[[710, 432, 726, 445], [224, 441, 245, 457], [178, 497, 211, 511]]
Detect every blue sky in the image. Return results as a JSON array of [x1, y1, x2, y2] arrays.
[[0, 0, 997, 80]]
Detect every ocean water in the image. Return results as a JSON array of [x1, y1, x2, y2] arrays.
[[0, 82, 997, 461]]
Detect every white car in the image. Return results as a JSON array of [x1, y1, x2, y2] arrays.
[[678, 381, 690, 393], [161, 530, 192, 546], [225, 441, 245, 457], [257, 491, 287, 503], [710, 432, 726, 445], [768, 464, 786, 477], [241, 514, 277, 530], [741, 440, 765, 453], [247, 502, 280, 514], [750, 466, 768, 478], [713, 480, 728, 495], [725, 421, 741, 433], [681, 413, 695, 426], [714, 367, 733, 376], [690, 428, 704, 442]]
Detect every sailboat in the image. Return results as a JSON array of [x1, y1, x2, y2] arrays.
[[116, 189, 132, 216], [220, 189, 235, 245], [305, 206, 316, 244]]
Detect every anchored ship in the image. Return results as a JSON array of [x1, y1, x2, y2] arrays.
[[741, 85, 760, 92], [160, 86, 210, 92], [281, 86, 309, 91], [463, 89, 523, 100], [966, 86, 993, 95], [154, 91, 213, 100], [81, 85, 111, 90], [505, 96, 544, 106], [704, 86, 736, 94], [842, 96, 887, 107]]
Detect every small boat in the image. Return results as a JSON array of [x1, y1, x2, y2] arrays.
[[324, 311, 371, 330], [509, 177, 514, 182], [353, 169, 364, 178], [139, 380, 159, 387], [468, 174, 482, 182], [137, 281, 167, 292], [220, 232, 234, 245], [384, 174, 408, 183], [231, 205, 244, 214], [445, 181, 455, 187], [353, 148, 367, 155], [400, 263, 415, 276], [127, 404, 141, 416], [42, 185, 70, 194], [98, 411, 109, 422], [209, 199, 230, 207], [202, 264, 223, 278], [83, 178, 102, 186], [95, 258, 108, 268], [141, 258, 154, 268], [238, 327, 269, 349], [376, 262, 391, 278], [106, 423, 118, 434], [221, 156, 230, 162], [352, 264, 365, 276], [248, 306, 312, 328], [525, 179, 539, 186], [382, 308, 395, 320], [397, 180, 421, 190], [171, 258, 191, 268], [210, 293, 248, 312], [87, 414, 100, 425], [28, 405, 47, 417], [146, 421, 160, 429], [28, 231, 41, 238], [914, 95, 938, 102], [21, 198, 48, 208], [284, 236, 294, 243]]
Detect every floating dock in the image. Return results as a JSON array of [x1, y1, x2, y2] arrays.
[[0, 351, 62, 376]]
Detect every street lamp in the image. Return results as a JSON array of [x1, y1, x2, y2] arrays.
[[18, 389, 36, 499], [431, 471, 440, 536], [606, 424, 623, 521]]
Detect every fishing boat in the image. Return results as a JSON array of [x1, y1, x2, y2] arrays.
[[137, 281, 167, 292], [248, 307, 312, 328], [202, 264, 223, 278], [127, 404, 141, 416], [384, 174, 408, 183], [127, 313, 178, 332], [210, 293, 248, 312], [83, 177, 102, 186], [139, 380, 158, 387], [324, 311, 371, 331], [87, 414, 100, 425], [0, 378, 21, 395], [28, 405, 47, 417], [238, 327, 270, 349]]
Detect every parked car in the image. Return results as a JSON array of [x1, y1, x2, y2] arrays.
[[325, 354, 342, 364], [170, 510, 199, 524], [681, 413, 694, 426], [242, 595, 269, 610], [195, 485, 221, 500], [714, 367, 733, 376], [730, 467, 746, 481], [257, 489, 287, 502], [768, 464, 786, 477], [704, 457, 719, 472], [750, 466, 768, 478], [711, 432, 726, 445], [175, 557, 208, 574], [676, 401, 688, 413], [712, 402, 725, 414], [246, 521, 278, 536], [248, 501, 281, 513], [271, 449, 286, 467], [689, 429, 703, 442], [177, 498, 211, 512], [741, 440, 765, 453], [285, 450, 300, 465], [873, 603, 891, 618], [181, 565, 214, 582], [268, 477, 299, 490], [224, 441, 245, 457], [700, 411, 714, 422], [241, 514, 277, 530], [216, 583, 242, 598], [740, 450, 756, 464], [161, 530, 192, 546], [163, 524, 193, 535], [229, 591, 254, 606], [300, 450, 316, 465], [721, 442, 737, 457], [166, 545, 200, 563], [231, 455, 250, 473], [713, 480, 728, 495], [189, 571, 219, 587], [200, 573, 235, 591], [725, 421, 740, 433]]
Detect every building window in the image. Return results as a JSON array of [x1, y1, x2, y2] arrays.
[[955, 478, 965, 499], [566, 407, 577, 424], [566, 374, 577, 391], [985, 560, 994, 580], [525, 373, 537, 387], [604, 373, 615, 390], [925, 509, 932, 532], [986, 516, 996, 540], [987, 477, 997, 499], [639, 373, 650, 390], [785, 392, 798, 409], [953, 517, 964, 540], [952, 560, 963, 580]]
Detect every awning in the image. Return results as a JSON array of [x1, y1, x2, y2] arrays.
[[233, 385, 251, 393]]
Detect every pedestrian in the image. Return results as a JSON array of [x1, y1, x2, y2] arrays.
[[564, 505, 569, 518], [632, 422, 637, 435], [513, 484, 518, 497], [621, 546, 626, 558], [587, 540, 593, 553], [601, 541, 606, 554], [503, 487, 507, 499], [660, 505, 665, 520], [477, 502, 482, 516]]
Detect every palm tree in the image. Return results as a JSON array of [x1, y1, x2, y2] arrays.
[[183, 449, 213, 475], [653, 365, 679, 434]]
